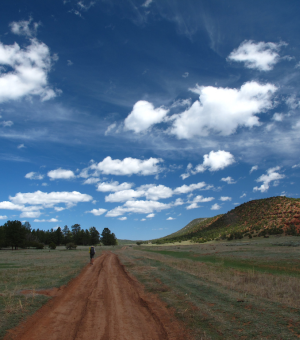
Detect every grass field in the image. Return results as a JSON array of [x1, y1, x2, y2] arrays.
[[1, 238, 300, 339], [0, 245, 110, 339], [116, 236, 300, 339]]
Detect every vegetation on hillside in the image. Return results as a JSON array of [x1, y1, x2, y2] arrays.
[[149, 196, 300, 244]]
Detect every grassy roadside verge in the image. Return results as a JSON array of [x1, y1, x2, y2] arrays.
[[116, 246, 300, 339], [0, 246, 104, 339]]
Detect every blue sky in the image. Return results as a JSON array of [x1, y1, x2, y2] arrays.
[[0, 0, 300, 240]]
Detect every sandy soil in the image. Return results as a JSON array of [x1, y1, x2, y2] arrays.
[[5, 251, 186, 340]]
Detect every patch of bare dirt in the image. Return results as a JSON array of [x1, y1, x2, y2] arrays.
[[5, 252, 187, 340]]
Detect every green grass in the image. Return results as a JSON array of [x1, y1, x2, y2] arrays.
[[141, 249, 300, 277], [0, 245, 104, 339]]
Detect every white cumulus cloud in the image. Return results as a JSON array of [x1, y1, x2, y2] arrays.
[[124, 100, 169, 133], [170, 82, 276, 138], [220, 196, 232, 201], [253, 166, 285, 193], [174, 182, 213, 194], [0, 25, 58, 103], [105, 189, 145, 203], [167, 217, 175, 220], [211, 203, 221, 210], [48, 168, 76, 180], [105, 200, 171, 217], [0, 215, 7, 219], [196, 150, 235, 173], [34, 218, 58, 222], [25, 172, 44, 180], [10, 190, 92, 208], [91, 156, 163, 176], [221, 176, 236, 184], [228, 40, 284, 71], [86, 208, 107, 216], [96, 181, 133, 192]]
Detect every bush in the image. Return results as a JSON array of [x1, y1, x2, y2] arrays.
[[49, 242, 56, 250], [36, 243, 44, 249], [136, 241, 142, 245], [66, 242, 77, 250]]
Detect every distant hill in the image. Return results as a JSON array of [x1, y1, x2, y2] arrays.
[[117, 239, 140, 245], [149, 196, 300, 244]]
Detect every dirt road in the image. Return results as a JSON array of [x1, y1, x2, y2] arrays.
[[6, 252, 185, 340]]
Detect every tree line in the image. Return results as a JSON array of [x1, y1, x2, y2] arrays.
[[0, 220, 117, 249]]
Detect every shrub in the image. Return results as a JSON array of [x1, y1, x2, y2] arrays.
[[66, 242, 77, 250], [49, 242, 56, 250], [136, 241, 142, 245], [36, 243, 44, 249]]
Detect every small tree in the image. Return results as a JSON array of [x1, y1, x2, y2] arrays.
[[49, 242, 56, 250], [100, 228, 117, 246]]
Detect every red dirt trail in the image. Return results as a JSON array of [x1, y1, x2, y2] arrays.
[[5, 251, 186, 340]]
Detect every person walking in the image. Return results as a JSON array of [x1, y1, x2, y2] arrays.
[[89, 245, 95, 265]]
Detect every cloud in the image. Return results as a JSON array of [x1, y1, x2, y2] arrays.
[[272, 113, 284, 122], [253, 166, 285, 193], [186, 203, 199, 210], [54, 207, 65, 212], [67, 60, 73, 66], [142, 0, 153, 7], [139, 184, 173, 200], [20, 211, 41, 218], [86, 208, 107, 216], [250, 165, 258, 174], [170, 82, 276, 138], [10, 18, 39, 37], [0, 201, 26, 210], [105, 200, 171, 217], [33, 218, 58, 222], [10, 190, 93, 208], [48, 168, 76, 180], [146, 213, 155, 218], [211, 203, 221, 210], [0, 32, 58, 102], [118, 216, 127, 220], [227, 40, 284, 71], [174, 182, 213, 194], [25, 172, 44, 180], [221, 176, 236, 184], [141, 218, 146, 221], [83, 177, 100, 185], [174, 198, 184, 206], [0, 215, 7, 219], [240, 193, 246, 198], [220, 196, 232, 201], [292, 164, 300, 169], [105, 123, 116, 135], [105, 189, 145, 202], [96, 181, 133, 192], [0, 120, 13, 127], [196, 150, 235, 173], [124, 100, 169, 133], [17, 144, 25, 149], [182, 72, 189, 78], [193, 195, 215, 203], [91, 156, 163, 176], [167, 217, 175, 220]]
